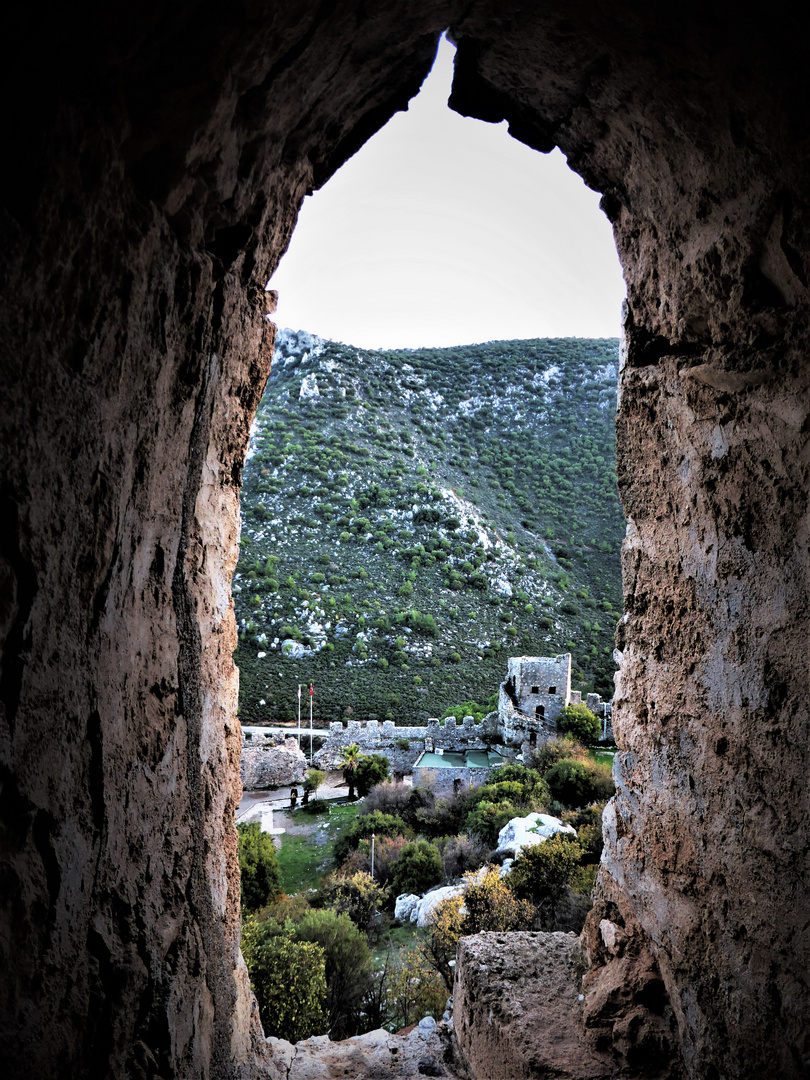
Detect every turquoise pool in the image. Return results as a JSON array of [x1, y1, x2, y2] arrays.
[[415, 749, 504, 769]]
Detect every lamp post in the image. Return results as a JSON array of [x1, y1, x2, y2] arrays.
[[371, 834, 376, 879]]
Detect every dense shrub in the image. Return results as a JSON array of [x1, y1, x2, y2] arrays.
[[241, 918, 326, 1042], [439, 834, 490, 881], [318, 871, 388, 932], [292, 910, 373, 1039], [334, 811, 410, 866], [355, 753, 391, 796], [557, 703, 602, 744], [361, 780, 413, 818], [390, 840, 444, 896], [544, 759, 614, 808], [507, 833, 583, 928], [237, 822, 281, 912]]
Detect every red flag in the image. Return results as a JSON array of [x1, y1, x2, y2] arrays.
[[309, 684, 314, 697]]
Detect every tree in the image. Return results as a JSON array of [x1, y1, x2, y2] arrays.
[[302, 767, 326, 806], [507, 832, 583, 928], [390, 840, 444, 897], [355, 753, 390, 797], [340, 743, 362, 799], [292, 909, 373, 1039], [557, 703, 602, 744], [377, 948, 448, 1032], [237, 822, 281, 912], [241, 917, 326, 1042], [544, 759, 614, 807], [319, 871, 388, 933], [333, 810, 410, 866]]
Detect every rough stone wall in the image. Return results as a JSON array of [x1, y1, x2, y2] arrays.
[[412, 764, 496, 799], [240, 735, 307, 790], [1, 3, 809, 1078], [313, 716, 487, 771], [0, 5, 455, 1076]]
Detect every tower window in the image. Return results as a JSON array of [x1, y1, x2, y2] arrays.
[[531, 685, 540, 694], [548, 685, 556, 694], [535, 705, 545, 718]]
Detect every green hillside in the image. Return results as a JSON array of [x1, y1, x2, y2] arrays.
[[234, 330, 624, 726]]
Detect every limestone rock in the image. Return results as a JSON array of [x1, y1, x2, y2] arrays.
[[412, 885, 465, 927], [281, 638, 312, 659], [258, 1020, 461, 1079], [494, 812, 577, 859], [394, 893, 421, 922], [453, 932, 615, 1079], [241, 736, 307, 790]]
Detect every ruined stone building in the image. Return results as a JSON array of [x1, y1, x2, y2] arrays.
[[499, 653, 613, 746], [2, 4, 808, 1079], [500, 652, 573, 723]]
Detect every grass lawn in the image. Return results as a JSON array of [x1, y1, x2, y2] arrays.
[[589, 748, 616, 768], [277, 802, 359, 894]]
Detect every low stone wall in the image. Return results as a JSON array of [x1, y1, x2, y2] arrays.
[[313, 716, 488, 771], [240, 734, 307, 790]]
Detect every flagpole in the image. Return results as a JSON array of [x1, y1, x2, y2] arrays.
[[297, 684, 302, 750], [309, 684, 313, 764]]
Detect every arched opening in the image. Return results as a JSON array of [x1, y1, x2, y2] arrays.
[[1, 6, 808, 1080], [535, 705, 545, 719]]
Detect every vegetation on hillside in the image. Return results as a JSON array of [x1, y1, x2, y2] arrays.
[[233, 330, 624, 726]]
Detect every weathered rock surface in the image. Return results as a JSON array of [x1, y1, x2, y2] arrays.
[[494, 812, 577, 859], [255, 1021, 461, 1079], [240, 735, 307, 790], [453, 932, 615, 1079], [1, 3, 809, 1078], [394, 893, 421, 922], [412, 885, 466, 927]]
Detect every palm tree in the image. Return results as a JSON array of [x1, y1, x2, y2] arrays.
[[340, 743, 362, 800]]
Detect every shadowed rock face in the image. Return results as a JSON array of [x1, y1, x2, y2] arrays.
[[0, 3, 808, 1078]]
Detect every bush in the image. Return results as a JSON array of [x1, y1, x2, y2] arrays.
[[334, 811, 410, 866], [241, 918, 326, 1042], [237, 822, 282, 912], [355, 753, 391, 797], [391, 840, 444, 896], [424, 869, 534, 990], [304, 797, 329, 815], [292, 909, 373, 1039], [361, 780, 413, 818], [342, 834, 409, 887], [440, 834, 489, 881], [319, 870, 388, 932], [557, 703, 601, 744], [544, 759, 614, 808], [507, 832, 583, 928]]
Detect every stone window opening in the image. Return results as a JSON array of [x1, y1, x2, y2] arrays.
[[535, 705, 545, 719], [548, 685, 556, 694], [3, 8, 802, 1079], [531, 684, 540, 693]]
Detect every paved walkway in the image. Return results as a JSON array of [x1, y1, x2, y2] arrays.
[[236, 770, 350, 831]]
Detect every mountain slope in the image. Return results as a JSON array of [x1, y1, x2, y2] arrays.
[[234, 330, 624, 726]]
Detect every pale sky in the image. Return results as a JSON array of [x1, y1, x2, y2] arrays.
[[270, 36, 626, 349]]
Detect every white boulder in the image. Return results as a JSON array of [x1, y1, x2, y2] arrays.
[[494, 812, 577, 859], [412, 885, 465, 927], [394, 894, 420, 923], [281, 639, 311, 659]]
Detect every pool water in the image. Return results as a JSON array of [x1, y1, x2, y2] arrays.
[[416, 749, 503, 769]]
